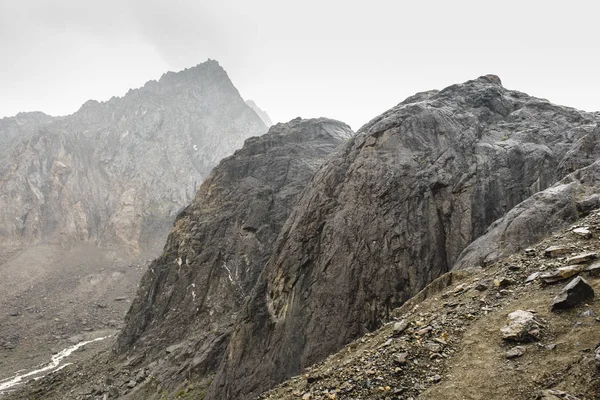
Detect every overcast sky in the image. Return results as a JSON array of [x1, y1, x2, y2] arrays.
[[1, 0, 598, 130]]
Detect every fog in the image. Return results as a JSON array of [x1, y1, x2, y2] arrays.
[[1, 0, 599, 129]]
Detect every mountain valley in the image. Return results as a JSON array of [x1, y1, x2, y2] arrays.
[[2, 70, 600, 400]]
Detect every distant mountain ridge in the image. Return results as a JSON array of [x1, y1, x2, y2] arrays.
[[245, 99, 273, 126], [0, 60, 268, 255]]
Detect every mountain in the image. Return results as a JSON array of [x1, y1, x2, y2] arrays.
[[207, 75, 600, 399], [246, 99, 273, 126], [261, 208, 600, 399], [115, 117, 353, 392], [0, 60, 268, 390], [4, 75, 600, 400], [0, 60, 268, 255]]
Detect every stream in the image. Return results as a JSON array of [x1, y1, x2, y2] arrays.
[[0, 336, 107, 394]]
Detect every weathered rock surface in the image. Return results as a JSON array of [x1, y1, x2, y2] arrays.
[[500, 310, 542, 342], [207, 76, 600, 399], [505, 345, 526, 359], [115, 118, 353, 386], [7, 161, 600, 400], [0, 60, 268, 254], [256, 209, 600, 400], [455, 159, 600, 269], [551, 276, 595, 311]]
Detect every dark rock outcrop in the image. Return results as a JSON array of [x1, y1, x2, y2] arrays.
[[551, 276, 595, 310], [116, 118, 353, 385], [207, 76, 600, 399], [0, 60, 267, 254]]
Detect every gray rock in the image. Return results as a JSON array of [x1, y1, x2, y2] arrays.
[[579, 309, 596, 317], [116, 118, 353, 386], [0, 60, 268, 254], [68, 335, 83, 344], [108, 387, 119, 398], [425, 342, 442, 353], [525, 272, 541, 283], [500, 310, 542, 342], [544, 246, 573, 258], [586, 262, 600, 276], [571, 227, 591, 238], [540, 265, 585, 284], [392, 319, 409, 335], [565, 252, 598, 265], [505, 346, 526, 359], [394, 352, 409, 365], [551, 276, 595, 311], [208, 76, 600, 399]]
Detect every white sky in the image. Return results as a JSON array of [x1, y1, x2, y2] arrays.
[[1, 0, 599, 130]]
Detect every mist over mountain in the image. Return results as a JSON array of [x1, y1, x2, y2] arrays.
[[0, 60, 269, 394], [2, 69, 600, 400], [245, 99, 273, 127], [0, 60, 268, 255]]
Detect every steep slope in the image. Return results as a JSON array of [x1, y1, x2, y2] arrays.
[[262, 208, 600, 400], [208, 75, 600, 399], [112, 118, 353, 393], [0, 60, 267, 254]]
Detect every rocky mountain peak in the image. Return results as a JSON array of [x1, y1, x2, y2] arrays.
[[479, 74, 503, 86], [0, 60, 268, 254], [206, 76, 600, 399]]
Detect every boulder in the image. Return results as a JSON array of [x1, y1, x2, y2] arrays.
[[544, 246, 573, 258], [565, 252, 598, 265], [551, 276, 595, 311], [500, 310, 542, 342], [505, 346, 526, 359], [540, 265, 585, 284]]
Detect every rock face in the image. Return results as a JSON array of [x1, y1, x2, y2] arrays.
[[455, 159, 600, 269], [116, 118, 353, 383], [207, 75, 600, 399], [0, 60, 268, 254]]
